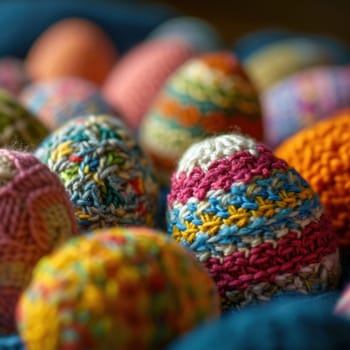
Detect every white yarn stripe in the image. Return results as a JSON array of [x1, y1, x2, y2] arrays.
[[176, 133, 258, 175]]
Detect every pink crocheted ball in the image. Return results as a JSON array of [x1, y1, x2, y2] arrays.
[[102, 38, 195, 131], [0, 149, 77, 334], [0, 58, 28, 96]]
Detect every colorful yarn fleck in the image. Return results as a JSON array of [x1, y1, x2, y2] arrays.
[[35, 114, 159, 232], [16, 227, 220, 350], [0, 58, 28, 96], [0, 149, 77, 334], [243, 37, 349, 91], [335, 284, 350, 319], [0, 89, 48, 150], [20, 77, 113, 131], [275, 109, 350, 249], [262, 66, 350, 148], [103, 38, 195, 131], [140, 52, 263, 185], [167, 133, 340, 310]]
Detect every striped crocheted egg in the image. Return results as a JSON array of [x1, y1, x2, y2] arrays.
[[139, 52, 263, 185], [0, 149, 77, 334], [35, 115, 159, 232], [0, 89, 48, 150], [0, 57, 28, 96], [103, 38, 194, 131], [167, 133, 340, 310], [275, 109, 350, 250], [243, 37, 350, 91], [16, 227, 220, 350], [335, 284, 350, 319], [20, 77, 113, 131], [262, 66, 350, 148]]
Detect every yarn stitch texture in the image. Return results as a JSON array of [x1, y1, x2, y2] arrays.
[[167, 133, 340, 309], [0, 149, 77, 333], [0, 90, 48, 150], [35, 115, 159, 232], [20, 77, 113, 131], [140, 52, 263, 185], [17, 227, 220, 350], [275, 109, 350, 249]]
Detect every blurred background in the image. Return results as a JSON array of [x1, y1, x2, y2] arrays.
[[141, 0, 350, 46]]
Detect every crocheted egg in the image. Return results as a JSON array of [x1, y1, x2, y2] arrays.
[[16, 227, 220, 350], [335, 285, 350, 319], [243, 37, 350, 91], [0, 89, 48, 150], [35, 115, 159, 232], [103, 38, 194, 131], [20, 77, 113, 131], [139, 52, 263, 185], [0, 149, 77, 333], [0, 58, 28, 96], [262, 66, 350, 148], [147, 16, 224, 53], [275, 109, 350, 249], [25, 18, 118, 85], [167, 133, 340, 310]]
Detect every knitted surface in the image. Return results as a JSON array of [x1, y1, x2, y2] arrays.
[[147, 16, 224, 53], [262, 66, 350, 148], [0, 90, 48, 150], [167, 133, 340, 310], [35, 114, 159, 232], [275, 110, 350, 249], [335, 284, 350, 319], [25, 18, 118, 85], [102, 38, 194, 131], [20, 77, 113, 131], [0, 58, 28, 96], [140, 52, 263, 185], [244, 37, 345, 91], [0, 149, 77, 333], [16, 227, 220, 350], [169, 292, 350, 350]]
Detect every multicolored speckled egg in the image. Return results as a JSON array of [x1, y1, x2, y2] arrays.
[[0, 149, 77, 334], [20, 77, 113, 131], [0, 89, 48, 150], [262, 66, 350, 148], [167, 133, 340, 310], [35, 115, 159, 232], [139, 52, 263, 185], [16, 227, 220, 350], [275, 109, 350, 250]]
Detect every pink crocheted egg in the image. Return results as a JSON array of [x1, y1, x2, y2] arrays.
[[167, 133, 340, 310], [0, 58, 28, 96], [0, 149, 77, 334], [102, 38, 195, 131]]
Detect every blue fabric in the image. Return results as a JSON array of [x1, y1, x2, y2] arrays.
[[168, 292, 350, 350], [0, 0, 176, 58]]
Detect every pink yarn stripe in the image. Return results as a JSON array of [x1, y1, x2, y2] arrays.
[[204, 215, 337, 296], [168, 144, 288, 205]]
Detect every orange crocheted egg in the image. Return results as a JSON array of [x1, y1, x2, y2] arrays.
[[275, 109, 350, 249], [25, 18, 118, 85]]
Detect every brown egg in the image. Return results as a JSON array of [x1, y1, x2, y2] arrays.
[[26, 18, 118, 85]]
